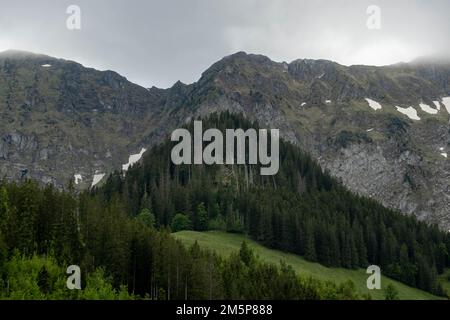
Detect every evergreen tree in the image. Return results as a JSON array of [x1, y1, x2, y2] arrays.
[[0, 231, 7, 272], [136, 208, 156, 228], [195, 202, 209, 231], [171, 214, 192, 232], [304, 221, 317, 262], [37, 266, 52, 294], [384, 284, 399, 300], [239, 241, 254, 266], [0, 186, 9, 233]]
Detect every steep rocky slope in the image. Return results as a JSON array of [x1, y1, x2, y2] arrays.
[[165, 52, 450, 228], [0, 50, 171, 188], [0, 50, 449, 228]]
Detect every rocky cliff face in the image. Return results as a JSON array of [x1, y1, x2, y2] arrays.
[[0, 50, 170, 188], [1, 50, 449, 228]]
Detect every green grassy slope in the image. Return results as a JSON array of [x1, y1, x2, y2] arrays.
[[439, 270, 450, 296], [173, 230, 445, 300]]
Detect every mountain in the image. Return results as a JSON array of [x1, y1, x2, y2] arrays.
[[0, 50, 449, 228], [0, 50, 170, 188], [1, 112, 449, 299], [94, 112, 450, 296]]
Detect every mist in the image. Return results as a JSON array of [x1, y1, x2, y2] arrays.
[[0, 0, 448, 88]]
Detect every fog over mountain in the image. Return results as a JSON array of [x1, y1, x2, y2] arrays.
[[0, 0, 449, 88]]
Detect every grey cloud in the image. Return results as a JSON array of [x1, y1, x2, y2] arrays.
[[0, 0, 449, 88]]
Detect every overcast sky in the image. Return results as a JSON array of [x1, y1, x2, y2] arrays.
[[0, 0, 449, 88]]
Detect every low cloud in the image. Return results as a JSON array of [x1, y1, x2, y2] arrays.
[[0, 0, 448, 88]]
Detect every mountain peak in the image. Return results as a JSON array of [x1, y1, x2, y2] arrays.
[[220, 51, 275, 65]]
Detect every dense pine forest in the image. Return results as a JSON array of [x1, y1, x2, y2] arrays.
[[98, 112, 450, 296], [1, 180, 364, 300], [0, 112, 449, 299]]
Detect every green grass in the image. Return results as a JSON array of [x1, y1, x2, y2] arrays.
[[439, 270, 450, 296], [173, 230, 445, 300]]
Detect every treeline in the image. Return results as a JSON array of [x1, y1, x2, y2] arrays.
[[97, 112, 450, 296], [1, 111, 449, 299], [0, 179, 362, 299]]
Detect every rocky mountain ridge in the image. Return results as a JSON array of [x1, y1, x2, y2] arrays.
[[0, 50, 449, 228]]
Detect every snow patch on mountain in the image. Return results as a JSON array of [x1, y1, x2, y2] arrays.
[[433, 101, 441, 110], [442, 97, 450, 113], [395, 106, 421, 120], [419, 103, 438, 114], [74, 174, 82, 185], [91, 173, 105, 188], [41, 64, 52, 68], [365, 98, 382, 111], [122, 148, 147, 171]]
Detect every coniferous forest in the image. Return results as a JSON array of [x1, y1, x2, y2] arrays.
[[1, 112, 449, 299]]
